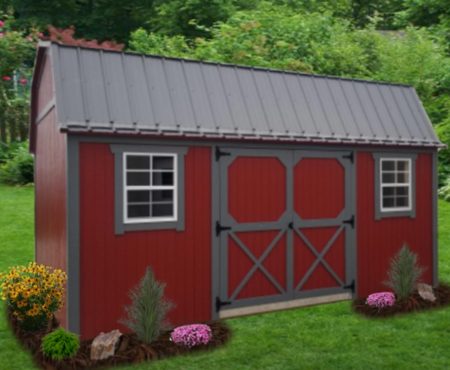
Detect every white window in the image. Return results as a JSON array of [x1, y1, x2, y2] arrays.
[[380, 158, 411, 212], [123, 152, 177, 223]]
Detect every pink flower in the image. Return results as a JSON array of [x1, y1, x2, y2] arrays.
[[19, 78, 27, 85], [2, 76, 11, 81], [0, 33, 3, 38], [366, 291, 395, 309], [170, 324, 212, 348], [0, 20, 4, 28]]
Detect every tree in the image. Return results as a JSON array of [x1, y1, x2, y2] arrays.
[[1, 0, 156, 43], [129, 3, 450, 183], [0, 14, 36, 143], [150, 0, 235, 39]]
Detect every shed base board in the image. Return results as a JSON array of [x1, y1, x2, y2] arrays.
[[218, 292, 352, 319]]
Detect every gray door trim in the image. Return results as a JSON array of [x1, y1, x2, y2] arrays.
[[215, 147, 356, 312], [294, 226, 345, 291], [292, 149, 356, 300], [217, 148, 293, 309], [228, 229, 287, 300]]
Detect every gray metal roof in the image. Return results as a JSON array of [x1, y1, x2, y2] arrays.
[[44, 42, 441, 147]]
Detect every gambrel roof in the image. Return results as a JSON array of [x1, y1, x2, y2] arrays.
[[32, 41, 442, 147]]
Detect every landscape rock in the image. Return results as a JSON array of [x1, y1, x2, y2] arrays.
[[417, 283, 436, 302], [90, 329, 122, 361]]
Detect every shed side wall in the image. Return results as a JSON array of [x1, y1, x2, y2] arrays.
[[356, 151, 433, 297], [78, 143, 211, 339], [34, 54, 68, 327]]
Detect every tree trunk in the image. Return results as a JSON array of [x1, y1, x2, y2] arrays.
[[9, 112, 17, 143], [0, 111, 6, 144], [19, 118, 28, 141]]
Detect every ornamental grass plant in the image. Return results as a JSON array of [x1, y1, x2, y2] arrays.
[[0, 262, 66, 331], [385, 244, 424, 301], [121, 267, 173, 344]]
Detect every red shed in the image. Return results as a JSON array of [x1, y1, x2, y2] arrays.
[[30, 41, 443, 339]]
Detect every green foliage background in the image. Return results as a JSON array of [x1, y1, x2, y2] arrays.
[[0, 0, 449, 185]]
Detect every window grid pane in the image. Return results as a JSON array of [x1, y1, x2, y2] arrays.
[[380, 158, 411, 211], [124, 153, 177, 222]]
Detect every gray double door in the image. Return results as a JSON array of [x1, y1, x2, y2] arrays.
[[214, 147, 355, 313]]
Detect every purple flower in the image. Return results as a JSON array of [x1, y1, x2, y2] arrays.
[[170, 324, 212, 348], [366, 292, 395, 309]]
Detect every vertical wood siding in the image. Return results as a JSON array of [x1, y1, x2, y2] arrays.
[[226, 156, 287, 300], [79, 143, 211, 339], [294, 158, 345, 219], [293, 158, 347, 291], [34, 54, 68, 327], [356, 151, 433, 298], [228, 157, 286, 222]]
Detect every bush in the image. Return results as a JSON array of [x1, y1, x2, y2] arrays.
[[439, 177, 450, 202], [0, 141, 34, 185], [0, 262, 67, 331], [121, 267, 173, 344], [41, 328, 80, 361], [170, 324, 212, 348], [366, 292, 396, 309], [385, 244, 424, 301]]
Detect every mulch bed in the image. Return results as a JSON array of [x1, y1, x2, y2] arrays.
[[353, 283, 450, 318], [8, 312, 231, 370]]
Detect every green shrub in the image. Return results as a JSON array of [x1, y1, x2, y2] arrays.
[[41, 328, 80, 361], [385, 244, 424, 301], [121, 267, 173, 344], [439, 177, 450, 202], [0, 141, 33, 185]]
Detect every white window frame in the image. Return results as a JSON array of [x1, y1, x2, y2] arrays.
[[380, 158, 412, 213], [123, 152, 178, 224]]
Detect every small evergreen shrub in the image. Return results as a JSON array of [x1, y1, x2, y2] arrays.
[[366, 292, 396, 309], [170, 324, 212, 348], [385, 244, 424, 301], [41, 328, 80, 361], [0, 141, 34, 185], [121, 267, 173, 344], [438, 177, 450, 202]]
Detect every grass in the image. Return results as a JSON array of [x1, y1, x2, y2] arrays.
[[0, 183, 449, 369]]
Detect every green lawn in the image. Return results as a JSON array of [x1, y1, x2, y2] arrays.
[[1, 184, 449, 370]]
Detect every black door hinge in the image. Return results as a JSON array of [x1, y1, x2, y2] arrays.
[[288, 222, 294, 230], [343, 215, 355, 228], [216, 221, 231, 236], [216, 297, 232, 312], [215, 147, 231, 161], [343, 279, 355, 292], [342, 152, 354, 163]]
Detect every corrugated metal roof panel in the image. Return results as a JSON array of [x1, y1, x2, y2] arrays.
[[46, 42, 442, 147]]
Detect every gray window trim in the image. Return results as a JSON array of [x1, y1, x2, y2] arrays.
[[110, 144, 187, 234], [373, 152, 417, 220]]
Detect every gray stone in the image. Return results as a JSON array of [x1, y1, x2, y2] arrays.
[[417, 283, 436, 302], [90, 329, 122, 361]]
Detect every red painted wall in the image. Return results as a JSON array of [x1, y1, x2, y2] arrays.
[[79, 143, 211, 339], [356, 151, 433, 298], [227, 156, 287, 299], [34, 53, 68, 327]]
